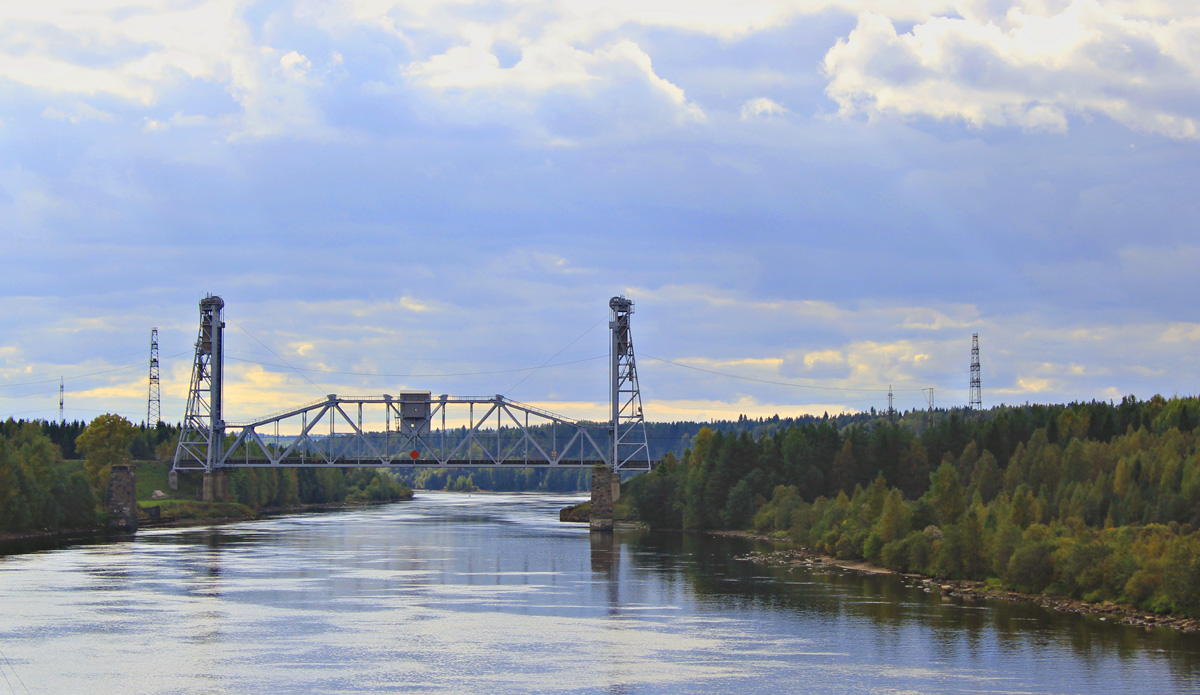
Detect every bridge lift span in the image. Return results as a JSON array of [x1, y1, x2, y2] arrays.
[[172, 296, 652, 484]]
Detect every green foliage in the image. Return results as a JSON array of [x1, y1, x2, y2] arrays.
[[0, 419, 422, 537], [722, 479, 755, 530], [228, 467, 412, 508], [445, 474, 477, 492], [0, 422, 97, 534], [620, 395, 1200, 618], [927, 460, 966, 526], [75, 413, 137, 493], [1006, 528, 1056, 593], [404, 466, 590, 492]]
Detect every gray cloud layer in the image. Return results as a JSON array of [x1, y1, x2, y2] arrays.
[[2, 1, 1199, 423]]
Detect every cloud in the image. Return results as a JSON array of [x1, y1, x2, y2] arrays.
[[405, 38, 706, 134], [7, 1, 1197, 143], [740, 97, 788, 120], [0, 0, 243, 103], [0, 1, 334, 139], [140, 111, 225, 133], [41, 102, 116, 124], [227, 46, 340, 140], [823, 4, 1200, 139], [280, 51, 313, 83]]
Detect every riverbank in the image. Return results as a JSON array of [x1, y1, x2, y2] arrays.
[[0, 495, 415, 551], [727, 538, 1200, 634]]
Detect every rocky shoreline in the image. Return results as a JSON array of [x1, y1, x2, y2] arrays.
[[559, 513, 1200, 635], [732, 543, 1200, 634]]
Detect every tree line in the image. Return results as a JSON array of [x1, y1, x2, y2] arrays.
[[624, 395, 1200, 617], [402, 466, 592, 492], [225, 466, 412, 508], [0, 420, 97, 533], [0, 416, 412, 536]]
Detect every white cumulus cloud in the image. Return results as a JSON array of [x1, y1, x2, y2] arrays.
[[823, 2, 1200, 139]]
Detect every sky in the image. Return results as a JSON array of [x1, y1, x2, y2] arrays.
[[1, 0, 1199, 426]]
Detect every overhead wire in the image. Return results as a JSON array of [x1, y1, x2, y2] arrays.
[[504, 318, 606, 396], [229, 319, 327, 397], [0, 351, 189, 389]]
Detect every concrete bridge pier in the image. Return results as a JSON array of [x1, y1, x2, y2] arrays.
[[107, 464, 138, 532], [202, 469, 230, 503], [590, 466, 615, 532]]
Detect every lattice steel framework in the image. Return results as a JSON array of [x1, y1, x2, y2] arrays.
[[970, 333, 981, 410], [609, 296, 650, 471], [174, 296, 225, 471], [173, 392, 614, 470], [171, 296, 652, 474], [148, 327, 161, 425]]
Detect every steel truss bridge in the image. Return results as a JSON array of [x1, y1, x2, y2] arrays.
[[172, 296, 651, 476]]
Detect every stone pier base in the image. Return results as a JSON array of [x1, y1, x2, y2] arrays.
[[202, 469, 230, 503], [107, 464, 138, 532], [590, 465, 614, 532]]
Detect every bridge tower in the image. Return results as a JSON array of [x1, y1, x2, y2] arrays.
[[174, 295, 228, 500], [609, 296, 650, 472], [592, 296, 650, 531]]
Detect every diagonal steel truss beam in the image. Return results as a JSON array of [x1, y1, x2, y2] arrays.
[[173, 393, 634, 471]]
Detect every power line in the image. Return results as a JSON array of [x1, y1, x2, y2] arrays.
[[0, 351, 190, 389], [229, 319, 326, 396], [505, 318, 605, 396]]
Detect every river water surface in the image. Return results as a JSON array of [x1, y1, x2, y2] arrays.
[[2, 491, 1199, 694]]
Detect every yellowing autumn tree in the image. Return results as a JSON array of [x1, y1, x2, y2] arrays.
[[75, 413, 136, 493]]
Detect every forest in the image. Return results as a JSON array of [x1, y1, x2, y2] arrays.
[[624, 395, 1200, 617], [0, 417, 411, 535]]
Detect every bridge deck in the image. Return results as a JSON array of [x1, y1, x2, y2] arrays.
[[175, 459, 635, 469]]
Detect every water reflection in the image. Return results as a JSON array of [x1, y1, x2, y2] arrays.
[[1, 493, 1199, 695], [621, 528, 1200, 690], [591, 530, 620, 615]]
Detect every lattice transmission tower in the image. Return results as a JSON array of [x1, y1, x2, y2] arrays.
[[609, 296, 650, 470], [59, 377, 64, 424], [148, 327, 161, 425], [969, 333, 981, 410]]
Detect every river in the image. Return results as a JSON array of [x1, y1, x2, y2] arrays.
[[1, 491, 1199, 694]]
